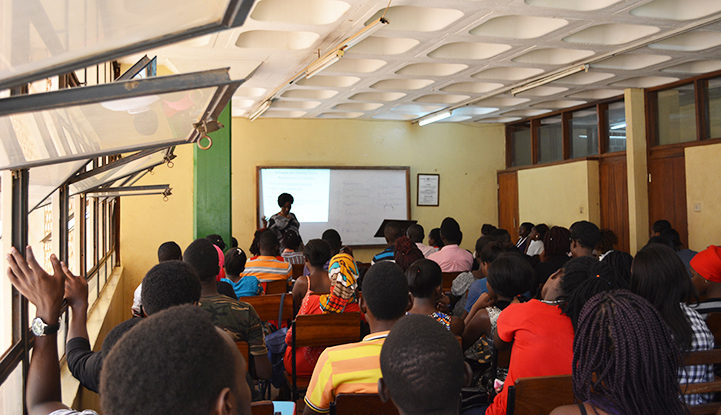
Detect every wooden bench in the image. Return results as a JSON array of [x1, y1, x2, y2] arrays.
[[442, 272, 462, 293], [264, 279, 288, 294], [236, 341, 250, 372], [705, 312, 721, 346], [239, 293, 293, 323], [684, 349, 721, 415], [331, 393, 399, 415], [250, 400, 274, 415], [292, 263, 305, 279], [289, 312, 362, 401], [506, 374, 574, 415]]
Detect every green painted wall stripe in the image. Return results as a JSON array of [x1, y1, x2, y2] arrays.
[[193, 103, 232, 249]]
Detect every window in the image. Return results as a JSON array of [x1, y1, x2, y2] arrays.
[[707, 78, 721, 140], [656, 84, 697, 145], [606, 102, 626, 152], [537, 117, 563, 163], [569, 109, 599, 158], [511, 123, 532, 167]]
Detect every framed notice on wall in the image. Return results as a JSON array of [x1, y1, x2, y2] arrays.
[[417, 174, 439, 206]]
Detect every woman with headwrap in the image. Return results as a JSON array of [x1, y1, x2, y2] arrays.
[[284, 253, 361, 377]]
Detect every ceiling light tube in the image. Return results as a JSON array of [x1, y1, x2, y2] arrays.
[[511, 64, 588, 96], [341, 17, 389, 50], [248, 100, 271, 121], [418, 110, 452, 127], [306, 50, 344, 79]]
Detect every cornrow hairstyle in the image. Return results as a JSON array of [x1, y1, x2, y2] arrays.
[[560, 258, 624, 329], [380, 314, 464, 415], [487, 252, 533, 298], [406, 259, 443, 299], [303, 239, 332, 267], [224, 247, 247, 276], [394, 236, 425, 271], [601, 250, 633, 289], [544, 226, 571, 257], [101, 305, 241, 415], [141, 261, 202, 316], [573, 290, 687, 415], [631, 243, 695, 351], [362, 261, 409, 321]]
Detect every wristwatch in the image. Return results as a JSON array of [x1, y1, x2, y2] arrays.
[[31, 317, 60, 337]]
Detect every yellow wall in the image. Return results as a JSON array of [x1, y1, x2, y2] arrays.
[[517, 160, 600, 228], [231, 118, 506, 262], [685, 142, 721, 251]]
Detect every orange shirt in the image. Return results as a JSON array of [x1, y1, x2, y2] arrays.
[[240, 255, 292, 282]]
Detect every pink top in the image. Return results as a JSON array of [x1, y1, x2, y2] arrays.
[[427, 244, 474, 272], [416, 242, 439, 258]]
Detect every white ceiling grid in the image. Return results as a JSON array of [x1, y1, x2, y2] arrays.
[[120, 0, 721, 123]]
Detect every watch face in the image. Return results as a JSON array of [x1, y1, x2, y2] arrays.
[[31, 317, 45, 336]]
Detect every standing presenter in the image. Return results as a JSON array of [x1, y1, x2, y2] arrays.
[[265, 192, 300, 239]]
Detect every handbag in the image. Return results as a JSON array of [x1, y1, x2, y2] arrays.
[[265, 292, 289, 388]]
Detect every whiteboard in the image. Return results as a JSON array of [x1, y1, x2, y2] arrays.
[[257, 167, 410, 246]]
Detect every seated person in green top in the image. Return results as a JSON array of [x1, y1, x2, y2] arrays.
[[379, 314, 471, 415], [303, 261, 413, 414], [184, 238, 272, 383]]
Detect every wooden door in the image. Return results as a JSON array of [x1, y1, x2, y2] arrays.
[[498, 171, 519, 239], [648, 154, 688, 247], [599, 155, 630, 253]]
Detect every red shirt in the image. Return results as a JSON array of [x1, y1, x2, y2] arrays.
[[486, 299, 574, 415]]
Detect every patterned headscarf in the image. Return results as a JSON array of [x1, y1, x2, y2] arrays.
[[319, 253, 359, 313]]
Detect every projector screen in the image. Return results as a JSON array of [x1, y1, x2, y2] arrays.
[[258, 167, 410, 246]]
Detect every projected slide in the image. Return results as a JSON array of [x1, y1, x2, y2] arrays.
[[261, 169, 330, 222]]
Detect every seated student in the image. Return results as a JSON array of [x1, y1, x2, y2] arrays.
[[394, 236, 425, 272], [462, 253, 532, 351], [489, 228, 513, 246], [487, 256, 623, 415], [631, 244, 715, 405], [515, 222, 534, 253], [302, 229, 345, 277], [569, 221, 601, 258], [660, 227, 698, 275], [600, 250, 632, 289], [532, 226, 572, 298], [292, 239, 333, 314], [464, 241, 505, 317], [184, 238, 271, 382], [5, 247, 253, 415], [428, 227, 445, 250], [66, 259, 202, 393], [372, 221, 403, 264], [303, 261, 412, 414], [241, 231, 292, 283], [221, 247, 262, 298], [551, 290, 687, 415], [481, 224, 497, 236], [406, 259, 464, 336], [428, 217, 474, 272], [213, 244, 239, 299], [406, 224, 438, 257], [281, 229, 305, 265], [650, 219, 673, 238], [594, 229, 618, 260], [284, 253, 361, 378], [379, 314, 471, 415], [131, 240, 182, 317], [452, 236, 495, 318], [690, 245, 721, 319], [524, 224, 548, 257]]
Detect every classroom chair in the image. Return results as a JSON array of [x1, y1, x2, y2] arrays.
[[683, 349, 721, 415], [705, 312, 721, 346], [265, 279, 288, 294], [442, 272, 462, 293], [236, 341, 250, 373], [505, 374, 574, 415], [331, 393, 399, 415]]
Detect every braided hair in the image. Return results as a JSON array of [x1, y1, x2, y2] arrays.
[[394, 236, 424, 271], [544, 226, 571, 257], [559, 257, 625, 329], [573, 290, 687, 415]]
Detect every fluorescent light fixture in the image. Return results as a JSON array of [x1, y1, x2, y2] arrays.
[[610, 122, 627, 130], [511, 65, 588, 96], [248, 100, 271, 121], [306, 50, 344, 79], [342, 17, 389, 49], [418, 110, 452, 127]]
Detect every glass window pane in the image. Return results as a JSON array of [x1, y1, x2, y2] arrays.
[[656, 84, 697, 145], [538, 117, 563, 163], [88, 274, 98, 306], [606, 102, 627, 152], [0, 364, 23, 415], [86, 199, 95, 273], [57, 311, 67, 358], [707, 78, 721, 139], [69, 151, 166, 195], [511, 123, 532, 167], [569, 110, 599, 158]]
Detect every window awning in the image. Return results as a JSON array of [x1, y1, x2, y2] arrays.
[[69, 148, 170, 195], [0, 0, 255, 90], [0, 68, 241, 170]]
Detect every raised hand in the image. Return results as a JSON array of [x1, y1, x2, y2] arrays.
[[7, 246, 65, 322]]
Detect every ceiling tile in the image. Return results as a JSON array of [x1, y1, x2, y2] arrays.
[[567, 89, 624, 99], [516, 86, 569, 97], [476, 116, 523, 123], [531, 100, 587, 108], [365, 6, 464, 32], [296, 75, 361, 87], [453, 107, 498, 116], [272, 100, 321, 109], [235, 30, 320, 49], [428, 42, 512, 60], [441, 115, 472, 122], [414, 94, 470, 104], [524, 0, 624, 11], [250, 0, 350, 25], [391, 104, 444, 114], [553, 71, 615, 85], [441, 82, 504, 93], [513, 48, 595, 65], [470, 15, 569, 39], [630, 0, 721, 21], [234, 87, 267, 98], [262, 110, 307, 118], [473, 67, 545, 81], [349, 92, 406, 101], [648, 31, 721, 52], [396, 63, 468, 76], [610, 76, 680, 88], [563, 24, 660, 45], [317, 112, 364, 118], [370, 79, 435, 90], [281, 89, 339, 99], [475, 97, 531, 106], [333, 103, 384, 111], [330, 58, 387, 73], [593, 54, 672, 70], [503, 109, 553, 117], [662, 60, 721, 73], [348, 36, 420, 55], [373, 113, 416, 120], [232, 98, 255, 108]]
